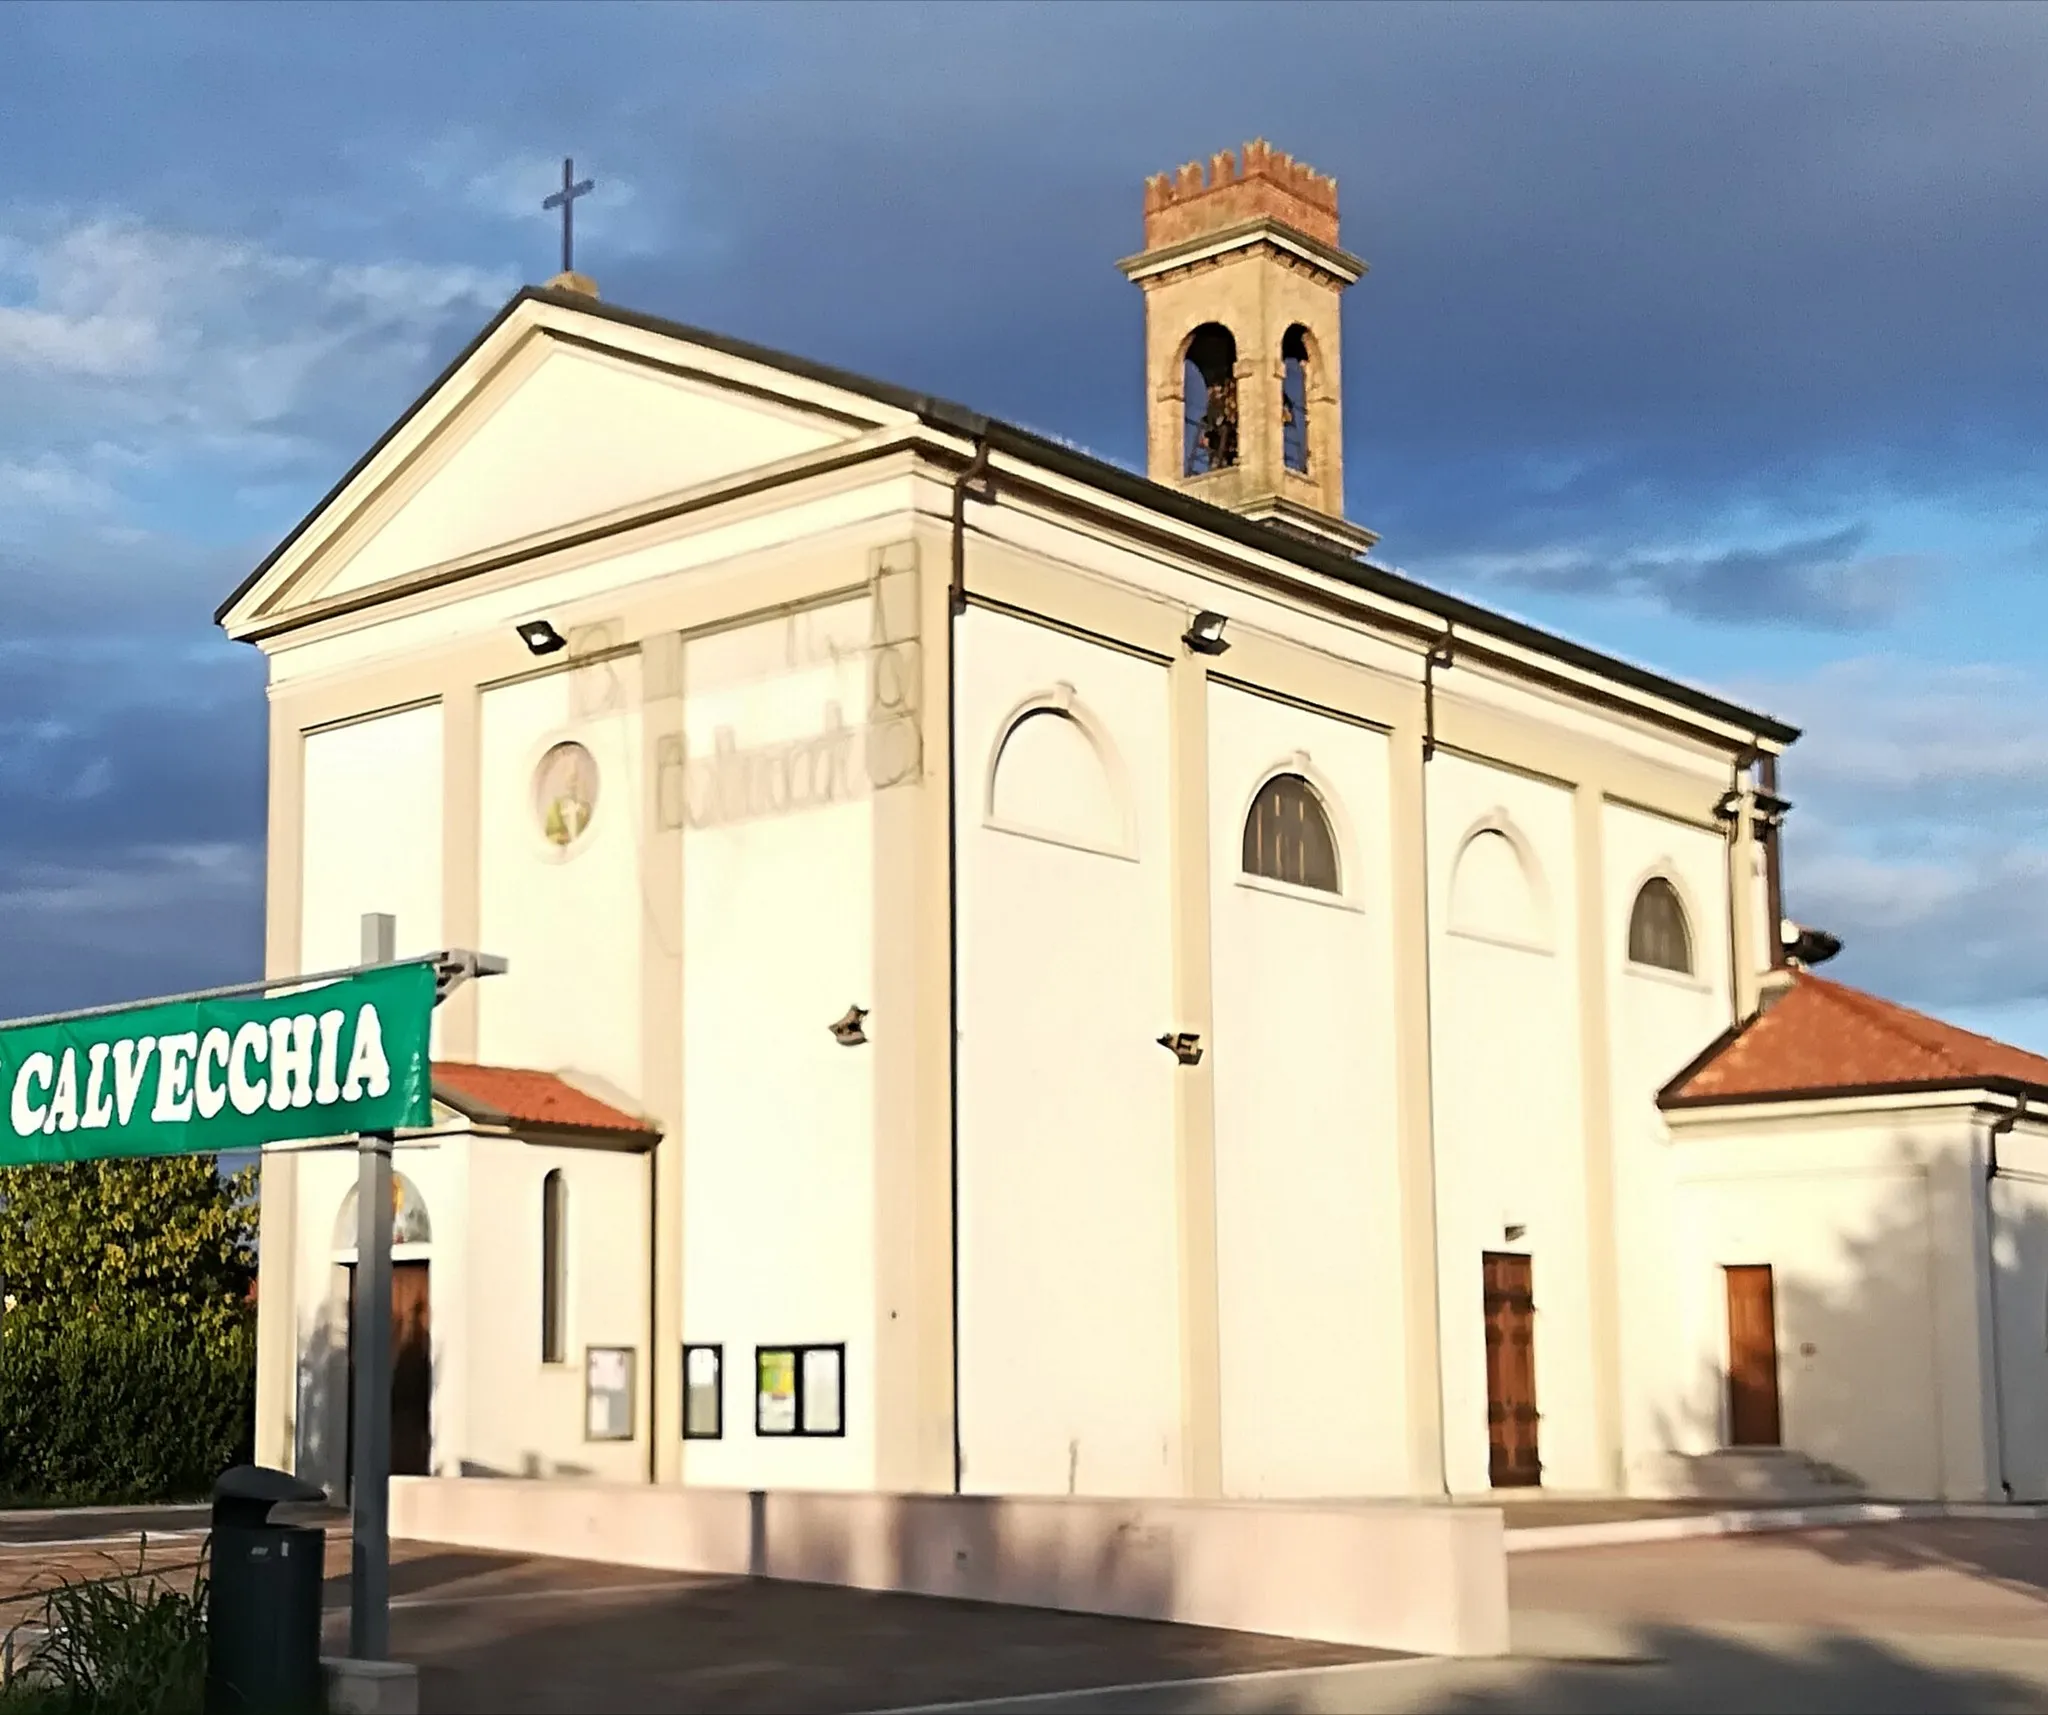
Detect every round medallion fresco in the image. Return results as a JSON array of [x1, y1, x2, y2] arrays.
[[534, 741, 599, 849]]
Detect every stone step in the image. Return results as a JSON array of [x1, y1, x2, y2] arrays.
[[1633, 1448, 1864, 1503]]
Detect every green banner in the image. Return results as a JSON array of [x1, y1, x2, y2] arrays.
[[0, 962, 436, 1166]]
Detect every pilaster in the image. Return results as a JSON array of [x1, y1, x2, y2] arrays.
[[1574, 786, 1624, 1489], [640, 632, 687, 1482], [1168, 653, 1223, 1497], [1390, 717, 1448, 1496], [254, 709, 305, 1471]]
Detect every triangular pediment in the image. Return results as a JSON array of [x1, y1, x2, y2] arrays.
[[222, 292, 913, 637]]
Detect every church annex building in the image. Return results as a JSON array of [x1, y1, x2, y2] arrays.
[[224, 142, 2048, 1520]]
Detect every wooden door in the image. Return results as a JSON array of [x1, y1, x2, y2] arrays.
[[1725, 1264, 1782, 1447], [1483, 1253, 1541, 1488], [390, 1262, 433, 1475], [346, 1261, 433, 1484]]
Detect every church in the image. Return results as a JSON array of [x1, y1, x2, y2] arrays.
[[225, 141, 2048, 1533]]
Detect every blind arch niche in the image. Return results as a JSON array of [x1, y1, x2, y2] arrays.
[[985, 686, 1130, 857], [1448, 823, 1547, 947]]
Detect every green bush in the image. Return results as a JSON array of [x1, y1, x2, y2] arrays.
[[0, 1313, 254, 1507]]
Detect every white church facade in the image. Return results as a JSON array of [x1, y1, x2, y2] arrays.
[[226, 142, 2048, 1516]]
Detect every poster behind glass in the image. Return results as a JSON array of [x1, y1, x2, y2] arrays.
[[586, 1346, 635, 1441]]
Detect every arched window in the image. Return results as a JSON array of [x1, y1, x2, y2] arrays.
[[1183, 323, 1239, 476], [541, 1170, 568, 1365], [1243, 773, 1340, 893], [1281, 325, 1311, 474], [1628, 877, 1694, 974], [334, 1174, 433, 1249]]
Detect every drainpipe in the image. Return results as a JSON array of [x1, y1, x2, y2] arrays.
[[646, 1143, 659, 1486], [1758, 755, 1787, 972], [946, 437, 996, 1494], [1421, 627, 1454, 763], [1985, 1096, 2024, 1502]]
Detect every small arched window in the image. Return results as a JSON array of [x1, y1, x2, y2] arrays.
[[541, 1170, 568, 1365], [1628, 877, 1694, 975], [1184, 323, 1239, 476], [1243, 773, 1340, 893], [1281, 325, 1311, 474]]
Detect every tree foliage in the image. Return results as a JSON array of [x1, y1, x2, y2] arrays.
[[0, 1312, 254, 1505], [0, 1157, 256, 1336]]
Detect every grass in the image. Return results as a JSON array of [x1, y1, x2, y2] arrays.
[[0, 1537, 208, 1715]]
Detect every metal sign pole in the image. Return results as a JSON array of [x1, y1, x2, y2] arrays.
[[349, 912, 397, 1662]]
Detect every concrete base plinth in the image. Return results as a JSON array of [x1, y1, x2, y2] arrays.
[[391, 1477, 1510, 1658], [322, 1656, 419, 1715]]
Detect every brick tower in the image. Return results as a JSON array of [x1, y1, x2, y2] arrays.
[[1118, 141, 1374, 556]]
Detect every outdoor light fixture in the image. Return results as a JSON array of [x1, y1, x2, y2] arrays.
[[1182, 611, 1230, 656], [516, 618, 568, 657], [1713, 788, 1744, 822], [1157, 1030, 1203, 1066], [830, 1005, 870, 1047]]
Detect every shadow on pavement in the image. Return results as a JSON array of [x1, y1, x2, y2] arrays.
[[1408, 1623, 2048, 1715], [358, 1567, 1380, 1715], [863, 1621, 2048, 1714], [1778, 1519, 2048, 1603]]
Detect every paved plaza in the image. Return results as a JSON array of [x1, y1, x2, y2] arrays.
[[7, 1505, 2048, 1711]]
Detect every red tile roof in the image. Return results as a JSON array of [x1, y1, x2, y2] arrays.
[[431, 1062, 660, 1141], [1661, 970, 2048, 1108]]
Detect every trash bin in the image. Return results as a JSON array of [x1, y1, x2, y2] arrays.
[[205, 1464, 328, 1715]]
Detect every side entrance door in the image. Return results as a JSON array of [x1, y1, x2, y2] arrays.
[[1483, 1252, 1541, 1488], [345, 1259, 434, 1487], [1725, 1263, 1783, 1447]]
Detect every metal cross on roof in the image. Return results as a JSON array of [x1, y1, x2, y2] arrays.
[[542, 156, 596, 275]]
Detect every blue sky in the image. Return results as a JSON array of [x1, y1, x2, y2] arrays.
[[2, 1, 2046, 1043]]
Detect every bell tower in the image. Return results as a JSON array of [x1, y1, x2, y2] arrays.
[[1118, 141, 1375, 556]]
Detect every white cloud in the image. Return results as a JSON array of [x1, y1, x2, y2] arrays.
[[401, 131, 669, 259], [1740, 652, 2048, 1019], [1444, 525, 1923, 630], [0, 212, 516, 482], [410, 134, 639, 225], [0, 452, 119, 516], [0, 841, 265, 1014], [0, 840, 259, 921], [1739, 656, 2048, 801]]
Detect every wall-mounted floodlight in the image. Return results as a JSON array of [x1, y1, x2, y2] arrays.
[[517, 618, 568, 657], [1783, 922, 1842, 967], [830, 1005, 870, 1047], [1157, 1030, 1203, 1066], [1182, 611, 1230, 656], [432, 949, 510, 1004], [1713, 788, 1744, 822]]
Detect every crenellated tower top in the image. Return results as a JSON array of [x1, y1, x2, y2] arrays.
[[1141, 139, 1341, 251]]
